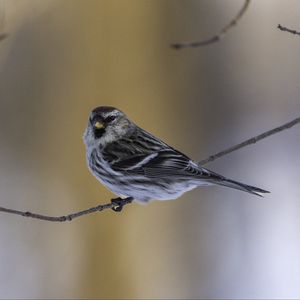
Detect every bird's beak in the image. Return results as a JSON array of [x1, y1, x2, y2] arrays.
[[94, 121, 104, 129]]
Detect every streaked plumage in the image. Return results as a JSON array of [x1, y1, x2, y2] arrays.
[[83, 106, 269, 203]]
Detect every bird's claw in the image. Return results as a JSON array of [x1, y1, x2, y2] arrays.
[[111, 198, 125, 212]]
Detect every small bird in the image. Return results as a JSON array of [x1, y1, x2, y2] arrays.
[[83, 106, 269, 204]]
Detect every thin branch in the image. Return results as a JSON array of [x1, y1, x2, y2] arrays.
[[0, 197, 133, 222], [171, 0, 250, 50], [277, 24, 300, 37], [0, 116, 299, 222], [198, 116, 300, 165]]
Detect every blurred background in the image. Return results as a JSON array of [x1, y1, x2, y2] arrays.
[[0, 0, 299, 298]]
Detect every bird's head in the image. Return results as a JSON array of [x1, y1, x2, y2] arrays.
[[84, 106, 133, 149]]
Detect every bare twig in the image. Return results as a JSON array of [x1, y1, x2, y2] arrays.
[[198, 117, 300, 165], [0, 197, 133, 222], [278, 24, 300, 37], [171, 0, 250, 50], [0, 116, 299, 221]]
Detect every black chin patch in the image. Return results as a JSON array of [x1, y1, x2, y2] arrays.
[[94, 127, 105, 139]]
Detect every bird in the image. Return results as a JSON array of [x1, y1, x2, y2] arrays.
[[83, 106, 269, 204]]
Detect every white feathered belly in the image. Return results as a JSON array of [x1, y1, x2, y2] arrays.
[[99, 177, 201, 202], [92, 166, 210, 203]]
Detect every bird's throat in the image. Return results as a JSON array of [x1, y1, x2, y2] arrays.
[[94, 128, 105, 139]]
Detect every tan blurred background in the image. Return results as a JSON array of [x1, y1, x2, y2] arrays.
[[0, 0, 300, 298]]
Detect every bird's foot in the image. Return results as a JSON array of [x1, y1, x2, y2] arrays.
[[111, 198, 124, 212], [111, 197, 133, 212], [111, 197, 124, 212]]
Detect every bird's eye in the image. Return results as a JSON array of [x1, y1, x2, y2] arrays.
[[105, 115, 116, 123], [94, 121, 103, 129]]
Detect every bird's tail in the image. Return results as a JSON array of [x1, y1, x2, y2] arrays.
[[216, 177, 270, 197]]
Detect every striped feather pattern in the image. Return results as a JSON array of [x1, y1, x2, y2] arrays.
[[84, 107, 269, 202]]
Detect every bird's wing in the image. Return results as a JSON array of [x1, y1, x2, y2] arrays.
[[102, 127, 222, 180], [111, 152, 159, 170], [111, 148, 216, 179]]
